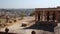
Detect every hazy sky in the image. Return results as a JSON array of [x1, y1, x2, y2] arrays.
[[0, 0, 60, 9]]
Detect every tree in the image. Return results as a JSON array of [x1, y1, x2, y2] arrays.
[[20, 11, 26, 19], [29, 11, 35, 16], [6, 16, 9, 23]]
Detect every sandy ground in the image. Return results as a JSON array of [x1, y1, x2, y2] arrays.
[[54, 23, 60, 34], [0, 16, 35, 33], [0, 16, 59, 34]]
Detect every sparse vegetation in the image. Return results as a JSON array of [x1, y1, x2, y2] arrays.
[[21, 24, 27, 27], [19, 11, 26, 19], [14, 20, 17, 22], [0, 9, 34, 29], [29, 11, 35, 16], [0, 19, 9, 28], [9, 21, 12, 23]]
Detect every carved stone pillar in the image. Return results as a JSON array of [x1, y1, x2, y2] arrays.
[[47, 11, 50, 22], [52, 11, 55, 22], [37, 11, 40, 21], [35, 11, 37, 22], [42, 10, 45, 21], [55, 11, 58, 22]]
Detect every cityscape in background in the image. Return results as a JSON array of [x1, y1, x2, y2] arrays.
[[0, 6, 60, 34], [0, 0, 60, 34]]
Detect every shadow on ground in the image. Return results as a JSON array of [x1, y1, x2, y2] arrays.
[[0, 32, 17, 34], [24, 21, 57, 32]]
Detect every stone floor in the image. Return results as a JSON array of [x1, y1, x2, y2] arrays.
[[10, 29, 54, 34], [54, 23, 60, 34]]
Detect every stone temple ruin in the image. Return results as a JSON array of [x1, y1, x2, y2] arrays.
[[35, 6, 60, 32]]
